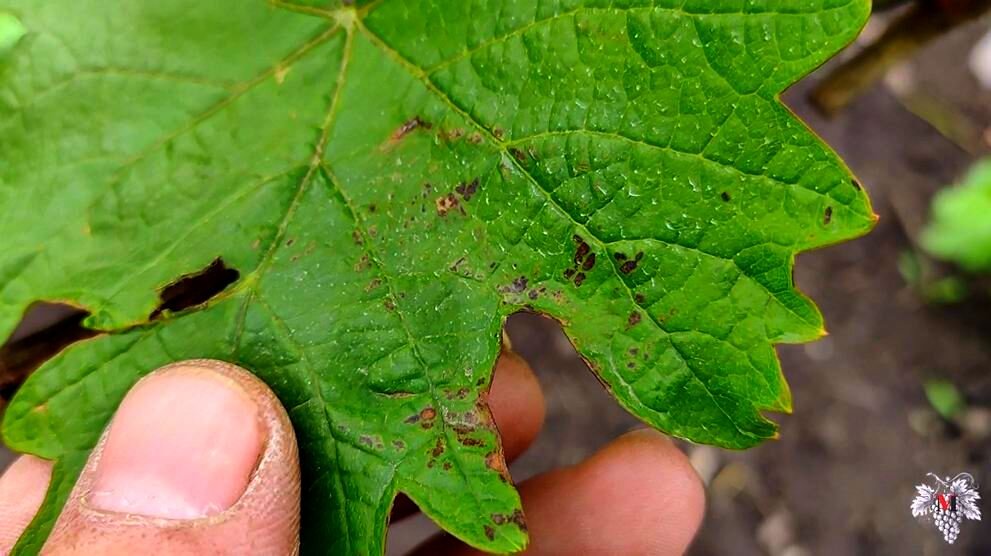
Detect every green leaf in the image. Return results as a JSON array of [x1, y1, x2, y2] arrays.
[[923, 158, 991, 273], [0, 1, 874, 553], [924, 379, 966, 421], [0, 11, 24, 58]]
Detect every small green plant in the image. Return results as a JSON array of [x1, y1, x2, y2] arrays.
[[923, 159, 991, 273]]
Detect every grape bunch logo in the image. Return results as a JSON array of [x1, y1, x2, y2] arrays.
[[911, 473, 981, 544]]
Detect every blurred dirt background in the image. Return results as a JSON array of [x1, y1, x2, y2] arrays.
[[4, 7, 991, 556]]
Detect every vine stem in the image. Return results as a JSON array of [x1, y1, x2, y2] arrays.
[[811, 0, 991, 116]]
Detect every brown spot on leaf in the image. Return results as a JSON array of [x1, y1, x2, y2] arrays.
[[455, 178, 480, 201], [634, 293, 646, 304], [431, 438, 445, 458], [484, 526, 496, 540], [493, 127, 505, 140], [620, 252, 644, 274], [574, 272, 586, 287], [390, 116, 432, 142], [468, 132, 483, 144], [851, 178, 862, 190], [824, 206, 833, 225], [582, 253, 596, 271], [628, 312, 642, 327], [436, 194, 460, 216], [485, 451, 511, 482], [420, 407, 437, 421], [438, 128, 465, 142], [564, 268, 576, 278], [574, 241, 590, 265], [392, 440, 406, 450], [509, 147, 527, 163], [510, 276, 528, 293], [383, 298, 396, 311], [721, 191, 731, 202]]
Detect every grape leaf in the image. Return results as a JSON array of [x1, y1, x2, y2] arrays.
[[923, 158, 991, 273], [0, 1, 875, 553]]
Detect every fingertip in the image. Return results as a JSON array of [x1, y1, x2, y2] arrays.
[[43, 360, 301, 555], [488, 350, 545, 461], [0, 455, 53, 553], [417, 428, 706, 556]]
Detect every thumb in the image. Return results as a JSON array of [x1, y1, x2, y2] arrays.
[[43, 360, 300, 555]]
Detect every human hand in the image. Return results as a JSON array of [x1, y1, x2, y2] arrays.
[[0, 354, 703, 555]]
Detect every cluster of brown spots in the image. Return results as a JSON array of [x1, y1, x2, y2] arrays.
[[449, 257, 467, 273], [390, 116, 432, 143], [445, 387, 470, 400], [510, 276, 528, 293], [565, 234, 597, 287], [438, 128, 465, 142], [436, 193, 461, 217], [627, 311, 642, 327], [615, 251, 644, 274], [406, 406, 437, 429], [365, 278, 382, 292], [358, 435, 384, 450], [354, 254, 372, 272], [824, 206, 833, 225], [431, 438, 445, 458], [455, 178, 480, 201], [527, 286, 547, 300], [491, 509, 527, 531]]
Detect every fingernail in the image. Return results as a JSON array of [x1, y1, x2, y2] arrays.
[[88, 365, 265, 519]]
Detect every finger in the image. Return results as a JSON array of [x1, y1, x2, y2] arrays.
[[486, 349, 546, 461], [391, 349, 545, 520], [413, 429, 705, 556], [0, 455, 53, 553], [42, 360, 301, 555]]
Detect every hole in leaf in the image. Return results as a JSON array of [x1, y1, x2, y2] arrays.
[[0, 303, 95, 402], [149, 258, 240, 320]]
